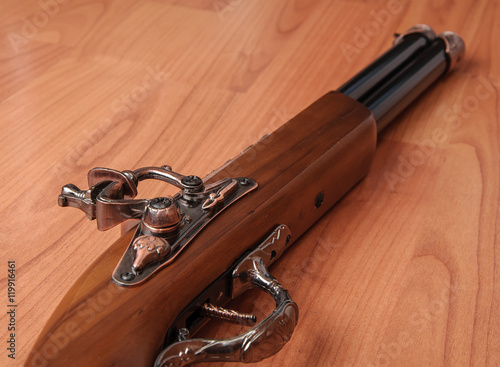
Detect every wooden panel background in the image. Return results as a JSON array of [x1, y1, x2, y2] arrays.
[[0, 0, 498, 366]]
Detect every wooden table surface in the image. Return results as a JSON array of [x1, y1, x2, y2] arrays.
[[1, 0, 498, 366]]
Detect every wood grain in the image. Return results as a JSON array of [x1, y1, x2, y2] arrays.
[[0, 0, 498, 366]]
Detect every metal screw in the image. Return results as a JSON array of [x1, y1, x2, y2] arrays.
[[285, 234, 291, 246], [178, 328, 190, 341], [240, 178, 250, 186], [181, 175, 203, 187], [121, 272, 135, 281], [150, 197, 172, 209]]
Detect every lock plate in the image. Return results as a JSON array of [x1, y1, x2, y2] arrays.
[[112, 176, 257, 286], [58, 165, 258, 286]]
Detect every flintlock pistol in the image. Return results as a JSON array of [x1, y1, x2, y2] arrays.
[[29, 24, 464, 367]]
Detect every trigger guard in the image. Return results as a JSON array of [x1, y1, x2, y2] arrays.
[[154, 257, 299, 367]]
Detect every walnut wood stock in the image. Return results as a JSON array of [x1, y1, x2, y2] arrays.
[[27, 92, 376, 367]]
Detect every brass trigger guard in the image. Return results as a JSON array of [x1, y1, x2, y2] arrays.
[[155, 226, 299, 367]]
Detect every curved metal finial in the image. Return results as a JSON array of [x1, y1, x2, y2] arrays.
[[439, 31, 466, 72]]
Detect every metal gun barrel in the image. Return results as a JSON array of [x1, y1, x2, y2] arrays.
[[339, 26, 465, 132]]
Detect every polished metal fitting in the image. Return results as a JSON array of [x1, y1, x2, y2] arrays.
[[393, 24, 436, 46], [132, 236, 171, 274], [439, 31, 466, 72], [142, 196, 182, 234]]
